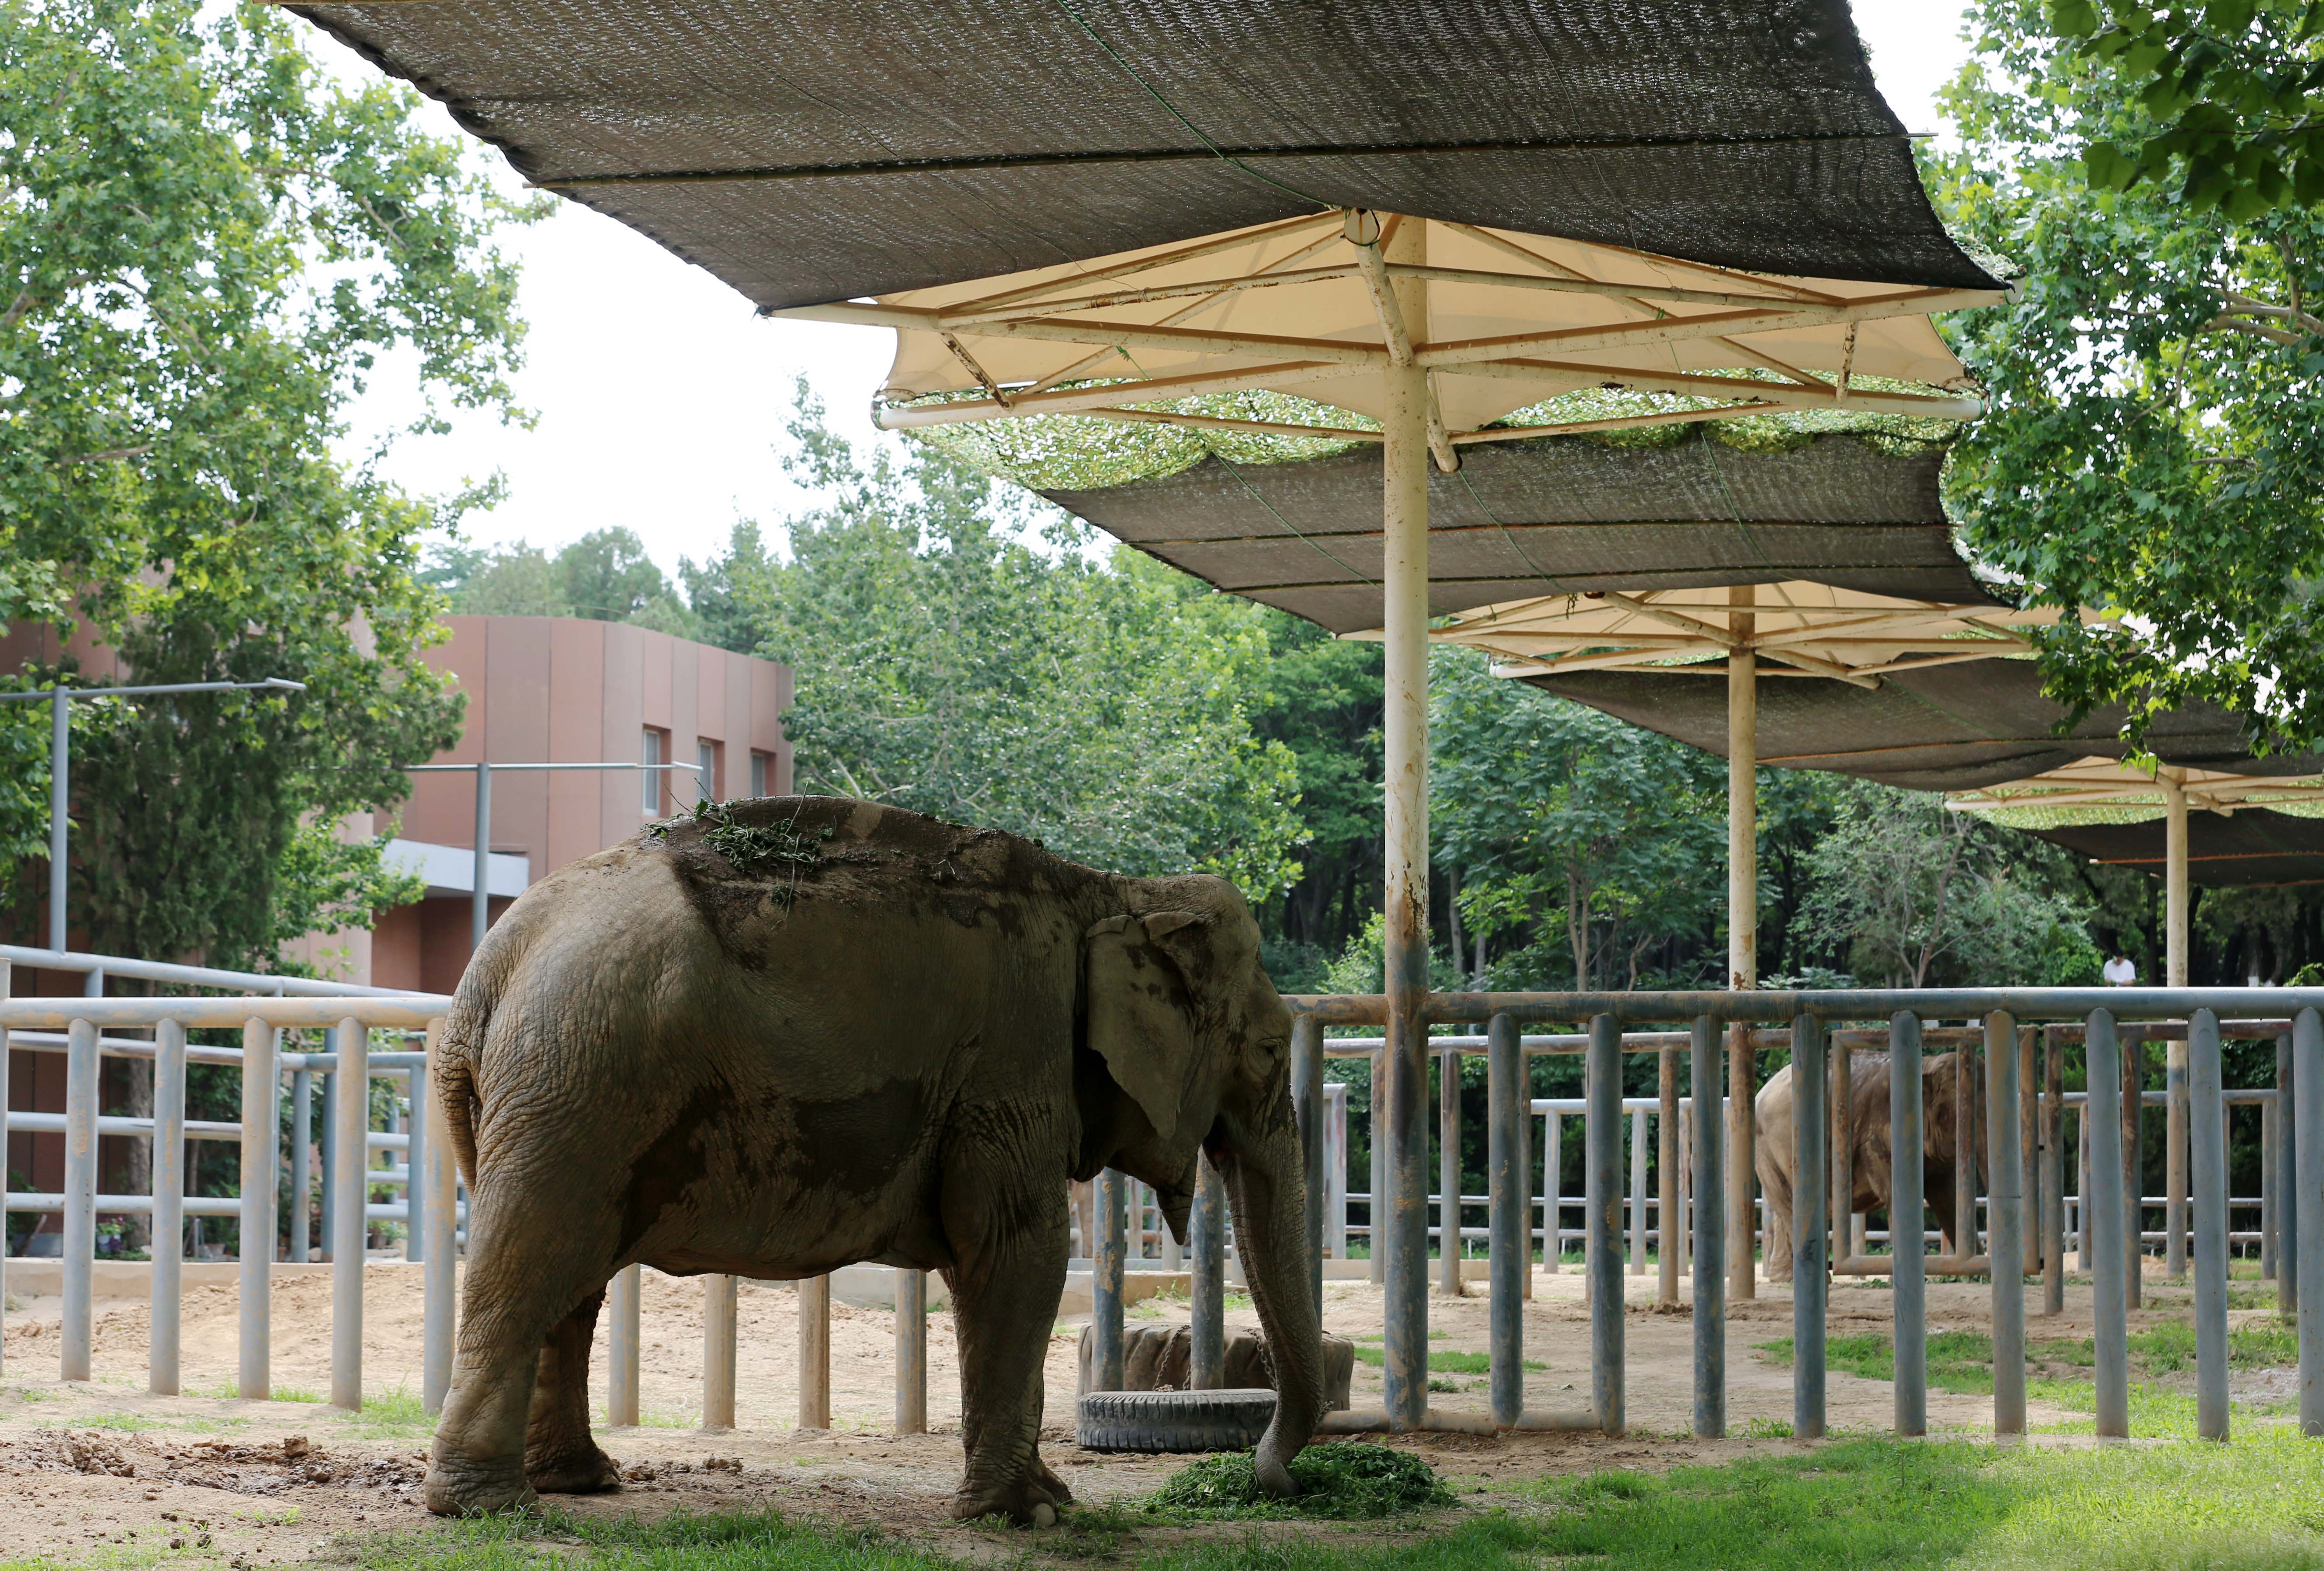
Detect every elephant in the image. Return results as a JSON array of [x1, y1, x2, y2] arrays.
[[1753, 1050, 1986, 1279], [422, 795, 1323, 1523]]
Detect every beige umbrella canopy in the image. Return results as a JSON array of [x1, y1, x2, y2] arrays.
[[807, 212, 1988, 454], [1950, 758, 2324, 985], [1412, 583, 2071, 689]]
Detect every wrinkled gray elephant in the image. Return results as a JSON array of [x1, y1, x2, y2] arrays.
[[1754, 1050, 1985, 1278], [424, 796, 1322, 1523]]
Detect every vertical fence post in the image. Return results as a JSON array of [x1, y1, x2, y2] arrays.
[[2043, 1026, 2065, 1318], [800, 1274, 831, 1429], [2019, 1025, 2041, 1279], [1439, 1046, 1463, 1295], [895, 1268, 927, 1434], [319, 1065, 336, 1264], [2167, 1034, 2189, 1279], [1728, 1025, 1757, 1302], [331, 1017, 367, 1411], [405, 1065, 426, 1264], [1486, 1015, 1523, 1428], [290, 1064, 312, 1264], [1791, 1013, 1827, 1440], [2189, 1009, 2229, 1441], [2078, 1100, 2092, 1269], [1628, 1104, 1648, 1276], [2264, 1092, 2279, 1282], [1890, 1011, 1925, 1436], [2124, 1030, 2145, 1310], [1985, 1011, 2024, 1437], [61, 1016, 97, 1382], [1293, 1015, 1324, 1318], [1327, 1082, 1349, 1263], [1829, 1039, 1852, 1270], [1368, 1047, 1386, 1287], [1658, 1047, 1680, 1307], [150, 1018, 187, 1396], [2297, 1008, 2324, 1435], [607, 1263, 642, 1426], [1190, 1153, 1226, 1389], [1586, 1014, 1625, 1434], [2088, 1010, 2130, 1439], [423, 1019, 457, 1415], [1544, 1112, 1563, 1272], [239, 1015, 277, 1399], [701, 1275, 736, 1429], [1690, 1014, 1725, 1439], [1094, 1166, 1127, 1392], [1953, 1044, 1975, 1262], [2279, 1031, 2298, 1318]]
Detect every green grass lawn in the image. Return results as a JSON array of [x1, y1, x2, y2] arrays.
[[1348, 1346, 1543, 1373], [174, 1432, 2324, 1571]]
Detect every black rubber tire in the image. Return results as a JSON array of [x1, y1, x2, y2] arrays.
[[1076, 1388, 1278, 1453]]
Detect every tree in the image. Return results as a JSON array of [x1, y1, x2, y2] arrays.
[[426, 528, 697, 632], [0, 0, 544, 963], [1935, 1, 2324, 750], [714, 390, 1308, 901], [2050, 0, 2324, 218], [1429, 651, 1727, 991], [1797, 784, 2102, 987]]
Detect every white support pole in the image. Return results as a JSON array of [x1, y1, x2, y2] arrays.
[[150, 1018, 186, 1394], [61, 1016, 97, 1381], [702, 1274, 737, 1429], [422, 1018, 458, 1415], [238, 1015, 277, 1399], [895, 1268, 927, 1434], [607, 1264, 642, 1425], [800, 1274, 832, 1430], [1727, 587, 1758, 1301], [1374, 208, 1433, 1432], [331, 1017, 367, 1411]]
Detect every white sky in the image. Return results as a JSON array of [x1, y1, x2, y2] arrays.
[[335, 2, 1980, 580]]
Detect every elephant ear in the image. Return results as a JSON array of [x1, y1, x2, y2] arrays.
[[1084, 912, 1207, 1143]]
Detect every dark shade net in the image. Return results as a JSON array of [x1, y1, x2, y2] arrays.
[[2029, 810, 2324, 889], [1040, 431, 1991, 632], [1527, 658, 2324, 792], [287, 0, 2001, 308]]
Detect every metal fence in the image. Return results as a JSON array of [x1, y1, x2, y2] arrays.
[[14, 964, 2324, 1448]]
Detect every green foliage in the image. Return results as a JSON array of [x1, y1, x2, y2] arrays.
[[1935, 5, 2324, 750], [1515, 1432, 2324, 1570], [1429, 649, 1725, 990], [425, 527, 697, 632], [717, 386, 1308, 902], [1145, 1443, 1455, 1519], [0, 0, 543, 960], [656, 797, 832, 899], [1797, 781, 2103, 987], [2051, 0, 2324, 218]]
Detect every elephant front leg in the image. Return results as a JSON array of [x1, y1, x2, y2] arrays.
[[526, 1288, 622, 1494], [942, 1121, 1072, 1524]]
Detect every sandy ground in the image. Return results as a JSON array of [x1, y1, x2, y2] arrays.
[[0, 1257, 2286, 1567]]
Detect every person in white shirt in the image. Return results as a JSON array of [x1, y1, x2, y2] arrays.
[[2102, 954, 2137, 986]]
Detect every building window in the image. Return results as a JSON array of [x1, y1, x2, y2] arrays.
[[749, 750, 771, 798], [697, 739, 719, 804], [641, 727, 664, 815]]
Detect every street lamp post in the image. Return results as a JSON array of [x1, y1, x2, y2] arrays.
[[0, 678, 307, 953], [405, 760, 704, 950]]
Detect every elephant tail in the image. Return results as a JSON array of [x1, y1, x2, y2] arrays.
[[435, 994, 485, 1189]]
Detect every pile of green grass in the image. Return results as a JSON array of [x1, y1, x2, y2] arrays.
[[1145, 1443, 1455, 1520], [1347, 1347, 1542, 1373]]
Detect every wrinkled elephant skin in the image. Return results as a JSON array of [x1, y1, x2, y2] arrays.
[[421, 797, 1323, 1523], [1755, 1050, 1986, 1277]]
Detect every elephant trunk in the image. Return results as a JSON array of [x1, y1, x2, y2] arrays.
[[1222, 1119, 1323, 1498]]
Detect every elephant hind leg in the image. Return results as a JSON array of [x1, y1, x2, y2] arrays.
[[526, 1288, 622, 1495]]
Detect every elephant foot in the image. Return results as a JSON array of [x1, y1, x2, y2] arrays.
[[424, 1450, 536, 1517], [526, 1441, 623, 1495], [951, 1468, 1071, 1526]]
